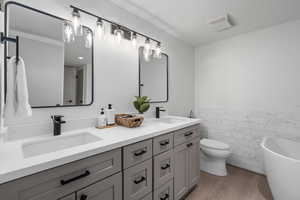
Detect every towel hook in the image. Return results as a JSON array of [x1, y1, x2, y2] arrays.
[[1, 32, 19, 64]]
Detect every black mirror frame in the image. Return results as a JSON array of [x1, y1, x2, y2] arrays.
[[138, 47, 169, 103], [4, 1, 94, 108]]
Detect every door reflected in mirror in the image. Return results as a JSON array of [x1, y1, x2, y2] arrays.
[[139, 47, 168, 103], [6, 2, 93, 108]]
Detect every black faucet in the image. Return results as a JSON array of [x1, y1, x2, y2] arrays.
[[51, 115, 66, 136], [156, 107, 166, 119]]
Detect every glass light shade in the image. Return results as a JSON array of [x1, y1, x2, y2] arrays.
[[72, 9, 82, 36], [96, 18, 105, 38], [154, 42, 162, 59], [85, 29, 93, 48], [63, 22, 74, 43], [143, 38, 151, 61], [114, 28, 124, 44], [131, 32, 137, 48]]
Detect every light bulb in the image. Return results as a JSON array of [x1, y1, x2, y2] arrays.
[[96, 18, 104, 38], [72, 8, 81, 36], [131, 32, 137, 48], [85, 29, 93, 48], [64, 22, 74, 43], [114, 26, 124, 44], [154, 42, 162, 59]]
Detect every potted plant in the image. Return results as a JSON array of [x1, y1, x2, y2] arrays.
[[133, 96, 150, 114]]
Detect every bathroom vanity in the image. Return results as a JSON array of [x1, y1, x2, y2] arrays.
[[0, 117, 201, 200]]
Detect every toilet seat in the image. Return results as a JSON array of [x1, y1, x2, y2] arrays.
[[200, 139, 230, 150]]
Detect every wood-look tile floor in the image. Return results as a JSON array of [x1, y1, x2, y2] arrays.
[[185, 165, 273, 200]]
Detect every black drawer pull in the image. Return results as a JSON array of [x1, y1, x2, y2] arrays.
[[187, 143, 193, 148], [80, 194, 88, 200], [60, 170, 90, 185], [134, 149, 147, 156], [184, 132, 193, 137], [134, 176, 146, 184], [160, 193, 169, 200], [161, 164, 170, 170], [159, 140, 170, 146]]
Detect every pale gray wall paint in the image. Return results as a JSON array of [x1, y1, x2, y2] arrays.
[[195, 19, 300, 174], [3, 0, 195, 140]]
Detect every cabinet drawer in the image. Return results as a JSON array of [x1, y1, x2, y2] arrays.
[[153, 133, 173, 156], [153, 150, 174, 189], [123, 139, 153, 169], [174, 125, 200, 146], [154, 179, 173, 200], [77, 172, 122, 200], [124, 159, 153, 200], [0, 149, 122, 200]]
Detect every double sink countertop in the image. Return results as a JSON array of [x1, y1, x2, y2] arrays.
[[0, 116, 201, 184]]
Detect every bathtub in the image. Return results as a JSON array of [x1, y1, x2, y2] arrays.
[[261, 137, 300, 200]]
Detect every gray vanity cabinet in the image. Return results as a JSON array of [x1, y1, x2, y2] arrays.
[[153, 179, 174, 200], [174, 137, 200, 200], [76, 172, 122, 200]]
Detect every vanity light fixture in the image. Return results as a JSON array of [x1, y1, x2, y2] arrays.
[[131, 32, 137, 48], [77, 56, 84, 60], [96, 17, 104, 38], [69, 5, 162, 56], [114, 25, 124, 44], [72, 8, 82, 36]]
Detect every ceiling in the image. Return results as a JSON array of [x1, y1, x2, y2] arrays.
[[109, 0, 300, 46]]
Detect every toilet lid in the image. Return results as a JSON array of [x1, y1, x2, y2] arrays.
[[200, 139, 230, 150]]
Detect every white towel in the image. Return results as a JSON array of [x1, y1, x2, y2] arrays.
[[4, 56, 32, 118]]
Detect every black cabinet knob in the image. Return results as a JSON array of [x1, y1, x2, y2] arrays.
[[80, 194, 88, 200]]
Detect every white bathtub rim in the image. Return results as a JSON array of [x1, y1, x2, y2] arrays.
[[261, 136, 300, 164]]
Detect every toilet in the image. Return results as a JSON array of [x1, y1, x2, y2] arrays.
[[200, 139, 231, 176]]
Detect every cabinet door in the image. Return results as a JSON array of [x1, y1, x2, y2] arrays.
[[76, 172, 122, 200], [187, 139, 200, 189], [173, 143, 189, 200], [59, 194, 75, 200]]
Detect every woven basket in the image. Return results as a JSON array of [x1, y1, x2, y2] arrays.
[[115, 114, 144, 128]]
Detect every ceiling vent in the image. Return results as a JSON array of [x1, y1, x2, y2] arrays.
[[208, 15, 233, 32]]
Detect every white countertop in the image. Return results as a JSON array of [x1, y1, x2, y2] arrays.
[[0, 116, 201, 184]]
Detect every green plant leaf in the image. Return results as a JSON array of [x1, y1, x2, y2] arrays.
[[140, 103, 150, 113], [133, 101, 140, 111]]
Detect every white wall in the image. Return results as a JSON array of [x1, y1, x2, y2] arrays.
[[195, 19, 300, 174], [3, 0, 195, 140]]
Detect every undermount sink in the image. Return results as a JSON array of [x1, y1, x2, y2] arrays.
[[22, 132, 101, 158], [146, 117, 186, 125]]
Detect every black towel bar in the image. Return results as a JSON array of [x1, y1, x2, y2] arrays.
[[0, 32, 19, 64]]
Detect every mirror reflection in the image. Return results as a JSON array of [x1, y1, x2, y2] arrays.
[[139, 47, 168, 103], [6, 4, 93, 107]]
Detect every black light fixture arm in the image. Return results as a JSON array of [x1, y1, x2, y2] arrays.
[[1, 32, 19, 63], [69, 5, 161, 44]]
